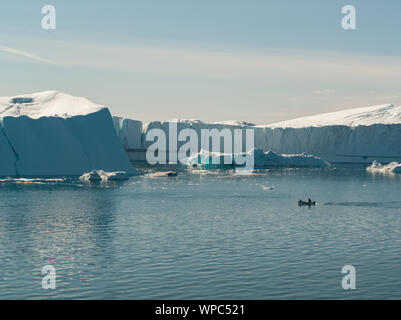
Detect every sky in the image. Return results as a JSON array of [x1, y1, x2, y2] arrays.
[[1, 0, 401, 124]]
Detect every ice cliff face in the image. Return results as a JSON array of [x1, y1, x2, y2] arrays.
[[264, 104, 401, 163], [0, 91, 135, 177], [113, 104, 401, 164], [4, 91, 395, 170], [112, 117, 256, 162]]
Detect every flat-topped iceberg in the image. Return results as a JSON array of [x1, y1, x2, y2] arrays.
[[182, 148, 329, 168], [0, 91, 135, 177], [113, 104, 401, 164], [264, 104, 401, 163], [366, 161, 401, 174]]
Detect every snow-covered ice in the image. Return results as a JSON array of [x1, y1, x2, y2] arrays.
[[148, 171, 178, 177], [0, 177, 65, 184], [79, 170, 130, 181], [79, 170, 102, 181], [0, 91, 136, 177], [268, 104, 401, 128], [0, 90, 102, 119], [366, 161, 401, 174]]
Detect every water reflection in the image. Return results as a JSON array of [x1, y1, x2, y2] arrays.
[[0, 180, 124, 298], [0, 167, 401, 299]]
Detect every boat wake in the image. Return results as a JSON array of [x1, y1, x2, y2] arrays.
[[319, 201, 401, 209]]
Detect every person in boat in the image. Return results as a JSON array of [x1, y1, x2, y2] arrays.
[[308, 198, 312, 204]]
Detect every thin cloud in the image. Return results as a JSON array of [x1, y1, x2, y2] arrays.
[[0, 45, 54, 64], [49, 41, 401, 81]]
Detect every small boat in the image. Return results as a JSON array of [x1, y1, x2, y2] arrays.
[[298, 200, 316, 206]]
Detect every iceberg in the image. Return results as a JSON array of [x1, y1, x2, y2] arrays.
[[366, 161, 401, 174], [79, 170, 102, 181], [252, 149, 330, 167], [181, 148, 329, 168], [113, 104, 401, 165], [148, 171, 178, 177], [181, 149, 235, 167], [113, 118, 264, 163], [0, 91, 135, 177], [79, 170, 130, 181], [264, 104, 401, 163]]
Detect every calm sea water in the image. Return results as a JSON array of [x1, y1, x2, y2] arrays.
[[0, 165, 401, 299]]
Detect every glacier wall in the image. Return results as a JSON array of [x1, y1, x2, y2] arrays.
[[113, 117, 401, 164], [264, 124, 401, 163], [112, 118, 260, 162], [0, 109, 135, 177]]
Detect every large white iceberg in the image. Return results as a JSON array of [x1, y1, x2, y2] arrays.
[[0, 91, 135, 177], [264, 104, 401, 163]]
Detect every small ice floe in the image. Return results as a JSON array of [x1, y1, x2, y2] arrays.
[[262, 185, 274, 190], [149, 171, 178, 177], [80, 171, 102, 181], [79, 170, 130, 182], [0, 178, 65, 184], [366, 161, 401, 174]]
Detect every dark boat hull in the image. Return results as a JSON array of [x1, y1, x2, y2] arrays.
[[298, 200, 316, 206]]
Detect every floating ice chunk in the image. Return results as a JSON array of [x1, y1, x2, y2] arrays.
[[149, 171, 178, 177], [366, 161, 401, 174], [181, 149, 234, 167], [101, 170, 130, 180], [181, 148, 329, 168], [0, 177, 65, 184], [79, 170, 130, 181], [262, 185, 274, 190], [79, 170, 102, 181], [251, 148, 330, 167]]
